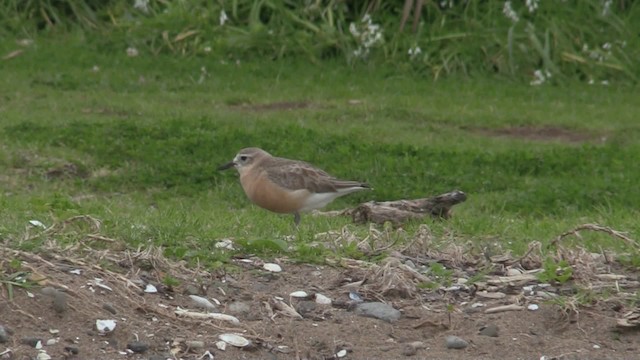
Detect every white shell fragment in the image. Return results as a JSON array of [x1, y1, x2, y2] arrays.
[[29, 220, 46, 229], [215, 239, 235, 250], [218, 333, 250, 348], [315, 293, 332, 305], [144, 284, 158, 293], [96, 319, 117, 333], [289, 291, 308, 298], [69, 269, 82, 275], [215, 341, 227, 351], [36, 351, 51, 360], [174, 307, 240, 324], [263, 263, 282, 273], [336, 349, 347, 358], [189, 295, 217, 311], [528, 304, 539, 311]]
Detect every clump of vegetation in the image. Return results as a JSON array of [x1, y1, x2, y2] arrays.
[[1, 0, 638, 82]]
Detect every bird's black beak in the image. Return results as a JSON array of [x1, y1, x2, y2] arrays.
[[217, 161, 236, 171]]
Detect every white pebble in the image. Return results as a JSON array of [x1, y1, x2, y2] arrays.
[[315, 293, 332, 305], [263, 263, 282, 272], [290, 291, 308, 298], [527, 304, 539, 311]]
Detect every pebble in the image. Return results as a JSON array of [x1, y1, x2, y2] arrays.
[[102, 303, 117, 315], [185, 340, 205, 349], [355, 302, 401, 323], [46, 339, 57, 346], [64, 346, 79, 355], [53, 291, 68, 313], [401, 344, 417, 356], [0, 325, 9, 343], [445, 336, 468, 349], [22, 337, 42, 348], [127, 341, 149, 353], [295, 301, 317, 316], [479, 324, 499, 337], [315, 293, 332, 305]]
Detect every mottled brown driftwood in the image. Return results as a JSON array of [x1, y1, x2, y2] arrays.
[[347, 190, 467, 225]]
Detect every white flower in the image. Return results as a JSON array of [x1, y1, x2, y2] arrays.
[[503, 1, 519, 23], [525, 0, 539, 13], [134, 0, 149, 13], [126, 47, 139, 57], [409, 46, 422, 56], [349, 23, 359, 37], [219, 10, 228, 26]]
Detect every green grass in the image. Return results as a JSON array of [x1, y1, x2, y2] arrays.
[[1, 36, 639, 266]]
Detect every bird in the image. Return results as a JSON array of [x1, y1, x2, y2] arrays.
[[218, 147, 370, 225]]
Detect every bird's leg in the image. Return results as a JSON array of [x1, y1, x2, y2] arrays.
[[293, 212, 301, 226]]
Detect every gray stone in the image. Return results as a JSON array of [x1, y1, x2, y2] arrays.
[[64, 346, 79, 355], [354, 302, 401, 322], [185, 340, 204, 349], [21, 336, 42, 347], [401, 344, 417, 356], [53, 291, 68, 313], [296, 301, 317, 316], [127, 341, 149, 353], [479, 324, 499, 337], [0, 325, 8, 343], [103, 303, 117, 315], [445, 336, 468, 349]]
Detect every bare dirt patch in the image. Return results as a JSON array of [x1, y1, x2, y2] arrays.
[[470, 126, 602, 143], [2, 223, 639, 360]]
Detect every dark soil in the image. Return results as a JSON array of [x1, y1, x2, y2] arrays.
[[1, 246, 639, 360]]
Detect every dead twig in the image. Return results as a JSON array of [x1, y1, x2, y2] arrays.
[[549, 223, 639, 250]]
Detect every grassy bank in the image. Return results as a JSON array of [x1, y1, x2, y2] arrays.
[[1, 36, 639, 267]]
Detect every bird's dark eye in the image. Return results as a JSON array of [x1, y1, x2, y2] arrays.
[[239, 155, 248, 161]]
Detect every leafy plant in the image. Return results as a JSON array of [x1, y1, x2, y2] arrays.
[[537, 257, 574, 284]]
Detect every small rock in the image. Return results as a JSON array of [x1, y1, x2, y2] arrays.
[[36, 351, 51, 360], [127, 341, 149, 353], [102, 303, 117, 315], [404, 260, 416, 269], [228, 301, 251, 315], [64, 346, 79, 355], [46, 339, 57, 346], [528, 304, 539, 311], [0, 325, 9, 343], [40, 287, 58, 296], [355, 302, 401, 322], [263, 263, 282, 272], [401, 344, 417, 356], [183, 284, 200, 296], [189, 295, 216, 311], [22, 337, 42, 347], [290, 290, 308, 298], [53, 291, 68, 313], [219, 333, 250, 348], [445, 336, 468, 349], [479, 324, 499, 337], [315, 293, 332, 305], [185, 340, 205, 349], [296, 301, 317, 316]]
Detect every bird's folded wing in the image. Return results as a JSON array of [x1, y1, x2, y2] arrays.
[[266, 161, 338, 193]]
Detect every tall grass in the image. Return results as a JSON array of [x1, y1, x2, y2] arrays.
[[1, 0, 639, 82]]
